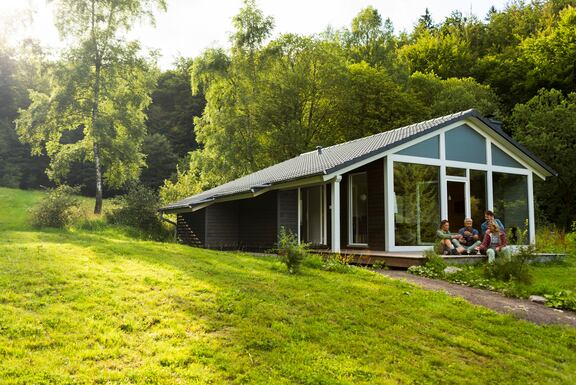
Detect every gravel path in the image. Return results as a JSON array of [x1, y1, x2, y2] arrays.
[[378, 270, 576, 327]]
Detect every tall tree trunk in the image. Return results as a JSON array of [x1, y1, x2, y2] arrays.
[[93, 141, 103, 214], [91, 59, 103, 214], [90, 0, 103, 215]]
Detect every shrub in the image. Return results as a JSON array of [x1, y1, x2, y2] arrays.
[[106, 185, 165, 237], [409, 248, 448, 278], [277, 227, 308, 274], [424, 248, 448, 273], [483, 245, 534, 284], [29, 185, 81, 228]]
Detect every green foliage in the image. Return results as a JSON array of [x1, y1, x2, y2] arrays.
[[536, 225, 571, 253], [28, 185, 81, 228], [408, 264, 443, 279], [15, 0, 165, 213], [302, 254, 324, 269], [510, 88, 576, 228], [371, 261, 387, 270], [106, 185, 165, 238], [483, 248, 534, 285], [425, 250, 448, 272], [277, 227, 307, 274], [140, 133, 178, 189], [408, 250, 447, 279], [321, 254, 358, 274], [520, 6, 576, 94], [400, 30, 475, 79], [0, 41, 51, 190], [544, 290, 576, 311], [408, 72, 500, 117], [343, 6, 397, 68], [146, 58, 204, 158], [567, 221, 576, 249]]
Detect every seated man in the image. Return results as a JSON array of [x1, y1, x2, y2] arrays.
[[476, 222, 512, 263], [481, 210, 505, 237], [458, 217, 482, 255], [436, 219, 465, 255]]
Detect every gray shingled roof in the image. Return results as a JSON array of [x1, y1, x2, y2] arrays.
[[161, 109, 556, 212]]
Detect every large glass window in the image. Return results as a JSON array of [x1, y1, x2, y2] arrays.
[[493, 173, 529, 244], [394, 162, 440, 246], [349, 173, 368, 244], [469, 170, 487, 230]]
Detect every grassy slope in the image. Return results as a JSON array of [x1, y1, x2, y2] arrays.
[[530, 256, 576, 293], [0, 188, 575, 384]]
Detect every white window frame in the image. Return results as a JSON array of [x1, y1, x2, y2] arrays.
[[386, 120, 535, 251], [298, 183, 328, 246], [348, 172, 369, 247]]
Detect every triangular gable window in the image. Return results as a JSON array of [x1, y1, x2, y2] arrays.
[[445, 124, 486, 164], [492, 144, 524, 169], [397, 136, 439, 159]]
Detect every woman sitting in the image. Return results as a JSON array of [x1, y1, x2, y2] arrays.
[[476, 221, 512, 263], [436, 219, 465, 255]]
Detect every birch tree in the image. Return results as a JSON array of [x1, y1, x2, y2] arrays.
[[16, 0, 165, 213]]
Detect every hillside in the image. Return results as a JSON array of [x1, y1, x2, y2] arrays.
[[0, 188, 574, 384]]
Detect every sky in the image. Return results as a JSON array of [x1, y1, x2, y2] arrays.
[[0, 0, 508, 69]]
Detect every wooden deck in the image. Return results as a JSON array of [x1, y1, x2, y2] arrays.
[[313, 249, 487, 268]]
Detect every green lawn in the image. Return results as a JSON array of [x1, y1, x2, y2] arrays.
[[529, 256, 576, 293], [0, 188, 575, 384]]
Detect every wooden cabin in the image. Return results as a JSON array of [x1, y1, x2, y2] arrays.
[[160, 109, 556, 266]]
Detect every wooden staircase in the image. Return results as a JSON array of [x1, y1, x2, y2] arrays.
[[176, 215, 203, 247]]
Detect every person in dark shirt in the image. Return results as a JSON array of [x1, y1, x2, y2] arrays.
[[458, 217, 481, 255], [480, 210, 504, 236]]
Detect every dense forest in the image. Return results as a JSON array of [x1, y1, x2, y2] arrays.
[[1, 0, 575, 227]]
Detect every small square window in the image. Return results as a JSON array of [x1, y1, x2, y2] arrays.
[[446, 167, 466, 177]]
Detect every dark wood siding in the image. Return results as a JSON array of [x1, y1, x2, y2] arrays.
[[205, 201, 239, 249], [239, 191, 278, 250], [277, 189, 298, 236], [177, 211, 206, 247], [340, 158, 385, 250], [366, 159, 385, 250]]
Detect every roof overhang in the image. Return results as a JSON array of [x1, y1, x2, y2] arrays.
[[159, 174, 326, 214]]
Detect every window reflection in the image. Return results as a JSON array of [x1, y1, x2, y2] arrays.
[[493, 173, 529, 244], [394, 162, 440, 246], [350, 173, 368, 244]]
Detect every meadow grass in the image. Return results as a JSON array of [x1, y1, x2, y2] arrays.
[[0, 188, 575, 384]]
